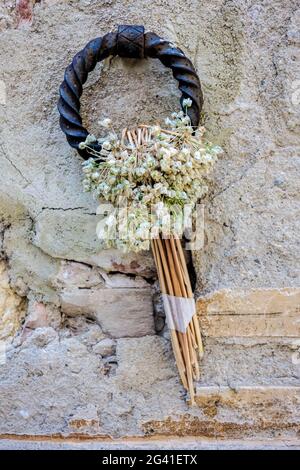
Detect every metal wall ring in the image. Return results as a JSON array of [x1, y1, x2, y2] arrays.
[[58, 25, 203, 160]]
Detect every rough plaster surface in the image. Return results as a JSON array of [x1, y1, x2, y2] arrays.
[[0, 261, 26, 341], [0, 0, 299, 441]]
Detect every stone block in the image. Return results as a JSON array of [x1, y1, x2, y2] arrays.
[[60, 287, 155, 338]]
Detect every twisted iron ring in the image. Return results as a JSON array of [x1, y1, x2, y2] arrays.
[[58, 25, 203, 160]]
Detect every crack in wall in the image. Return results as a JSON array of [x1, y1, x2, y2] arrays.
[[39, 207, 96, 216], [0, 141, 31, 187]]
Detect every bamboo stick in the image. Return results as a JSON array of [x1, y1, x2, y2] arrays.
[[156, 238, 195, 398], [163, 239, 195, 403], [186, 327, 198, 380], [154, 253, 188, 388], [169, 238, 187, 297], [179, 331, 195, 403], [187, 328, 200, 380], [156, 238, 174, 296], [164, 239, 182, 297], [151, 240, 188, 389]]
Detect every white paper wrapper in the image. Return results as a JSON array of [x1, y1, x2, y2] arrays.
[[162, 294, 196, 333]]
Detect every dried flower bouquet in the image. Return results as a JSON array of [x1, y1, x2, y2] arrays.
[[80, 100, 222, 403]]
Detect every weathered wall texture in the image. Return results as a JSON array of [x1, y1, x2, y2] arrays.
[[0, 0, 299, 442]]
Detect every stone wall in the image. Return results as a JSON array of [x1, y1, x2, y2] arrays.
[[0, 0, 299, 442]]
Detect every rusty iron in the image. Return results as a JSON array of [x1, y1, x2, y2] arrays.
[[58, 25, 203, 160], [117, 24, 145, 58]]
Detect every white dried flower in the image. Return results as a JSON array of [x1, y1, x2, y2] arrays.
[[182, 98, 192, 108], [98, 118, 112, 128], [86, 134, 97, 144], [106, 214, 115, 227], [212, 145, 223, 154], [81, 108, 220, 252], [182, 115, 191, 125], [165, 117, 174, 126], [181, 147, 190, 156], [151, 125, 161, 136], [202, 154, 213, 163], [102, 141, 111, 150]]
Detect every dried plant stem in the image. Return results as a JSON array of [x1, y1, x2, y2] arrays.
[[151, 240, 188, 390], [139, 124, 200, 145], [136, 127, 203, 404], [168, 238, 203, 367], [151, 235, 203, 405], [127, 130, 135, 147], [163, 240, 194, 397]]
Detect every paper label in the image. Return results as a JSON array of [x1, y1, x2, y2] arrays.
[[162, 294, 196, 333]]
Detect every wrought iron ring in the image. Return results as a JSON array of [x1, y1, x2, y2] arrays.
[[58, 25, 203, 160]]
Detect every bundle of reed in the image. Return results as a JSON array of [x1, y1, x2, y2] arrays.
[[151, 237, 203, 404], [122, 127, 204, 404]]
